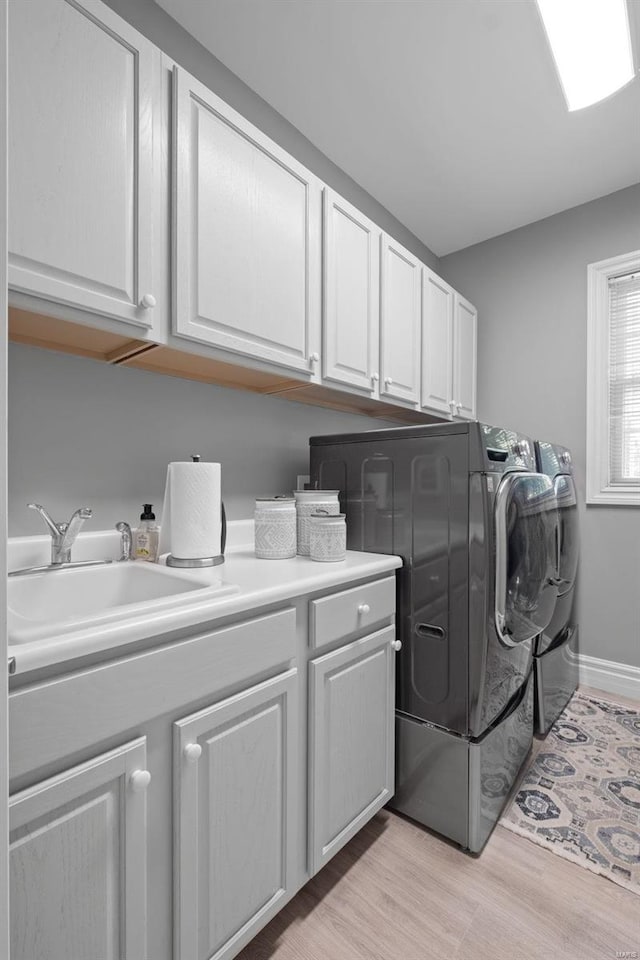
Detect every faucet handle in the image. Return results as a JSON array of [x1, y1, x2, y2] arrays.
[[59, 507, 92, 536], [28, 502, 63, 536]]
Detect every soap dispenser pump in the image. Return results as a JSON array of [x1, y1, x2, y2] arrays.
[[134, 504, 160, 562]]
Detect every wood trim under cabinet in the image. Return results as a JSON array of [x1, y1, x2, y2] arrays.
[[9, 306, 441, 425], [8, 307, 150, 364]]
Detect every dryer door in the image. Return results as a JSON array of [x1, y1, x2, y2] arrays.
[[555, 475, 579, 597], [495, 473, 558, 645]]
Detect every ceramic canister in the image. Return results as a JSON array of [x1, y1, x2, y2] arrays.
[[309, 510, 347, 562], [293, 490, 340, 556], [254, 497, 297, 559]]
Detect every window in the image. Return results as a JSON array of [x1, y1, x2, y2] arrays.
[[587, 250, 640, 505]]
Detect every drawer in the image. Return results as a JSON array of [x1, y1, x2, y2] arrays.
[[310, 576, 396, 651]]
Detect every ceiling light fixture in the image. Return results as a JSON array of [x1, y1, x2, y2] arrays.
[[536, 0, 635, 111]]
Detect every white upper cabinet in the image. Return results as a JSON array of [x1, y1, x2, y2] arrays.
[[172, 67, 321, 376], [8, 0, 161, 332], [422, 268, 454, 416], [322, 189, 380, 394], [453, 293, 478, 420], [380, 235, 421, 405], [7, 0, 476, 418], [421, 270, 477, 421]]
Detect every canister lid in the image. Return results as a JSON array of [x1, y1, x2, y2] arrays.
[[293, 490, 339, 498], [310, 510, 345, 522], [255, 495, 295, 502]]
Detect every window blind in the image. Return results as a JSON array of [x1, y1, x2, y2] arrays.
[[609, 271, 640, 485]]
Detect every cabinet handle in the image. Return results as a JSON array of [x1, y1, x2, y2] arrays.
[[391, 639, 402, 652], [129, 769, 151, 792], [449, 400, 457, 412], [140, 293, 156, 309], [371, 372, 379, 383], [384, 377, 393, 387], [456, 402, 462, 413], [183, 743, 202, 763], [357, 603, 370, 615], [310, 352, 320, 364]]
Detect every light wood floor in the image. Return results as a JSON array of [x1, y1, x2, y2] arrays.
[[239, 688, 640, 960]]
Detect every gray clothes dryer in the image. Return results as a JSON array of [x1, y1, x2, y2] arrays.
[[309, 421, 560, 852], [533, 441, 580, 735]]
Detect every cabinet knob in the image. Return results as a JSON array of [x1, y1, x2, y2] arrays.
[[140, 293, 156, 309], [183, 743, 202, 763], [384, 377, 393, 387], [391, 639, 402, 652], [310, 352, 320, 364], [129, 769, 151, 792], [371, 372, 379, 382], [357, 603, 370, 615]]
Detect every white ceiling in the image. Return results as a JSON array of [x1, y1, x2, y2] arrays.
[[155, 0, 640, 256]]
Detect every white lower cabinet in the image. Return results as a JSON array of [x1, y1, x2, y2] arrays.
[[174, 669, 298, 960], [308, 625, 396, 874], [9, 579, 397, 960], [9, 737, 149, 960]]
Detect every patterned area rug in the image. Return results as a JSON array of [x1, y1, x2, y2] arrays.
[[501, 692, 640, 894]]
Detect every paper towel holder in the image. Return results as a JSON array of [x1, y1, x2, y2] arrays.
[[166, 502, 226, 567], [167, 454, 227, 567]]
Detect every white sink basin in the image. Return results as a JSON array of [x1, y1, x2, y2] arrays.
[[8, 561, 239, 644]]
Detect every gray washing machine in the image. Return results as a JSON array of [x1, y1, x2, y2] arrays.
[[310, 421, 559, 852], [533, 441, 580, 735]]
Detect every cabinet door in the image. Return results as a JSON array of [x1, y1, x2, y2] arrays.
[[174, 669, 298, 960], [453, 293, 478, 419], [173, 67, 321, 376], [323, 189, 380, 394], [309, 626, 396, 874], [10, 738, 148, 960], [8, 0, 160, 330], [380, 235, 421, 404], [422, 268, 454, 415]]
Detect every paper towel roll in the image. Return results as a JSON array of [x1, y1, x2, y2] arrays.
[[159, 461, 222, 560]]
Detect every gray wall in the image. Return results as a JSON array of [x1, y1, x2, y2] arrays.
[[441, 183, 640, 670], [102, 0, 439, 272], [8, 344, 397, 537]]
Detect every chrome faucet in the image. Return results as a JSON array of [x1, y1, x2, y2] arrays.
[[28, 503, 92, 565]]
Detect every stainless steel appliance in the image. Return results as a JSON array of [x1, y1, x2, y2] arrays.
[[310, 421, 560, 852], [533, 441, 580, 735]]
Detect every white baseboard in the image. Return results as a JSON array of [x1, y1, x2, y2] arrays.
[[571, 651, 640, 702]]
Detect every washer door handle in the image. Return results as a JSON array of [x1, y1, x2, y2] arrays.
[[415, 623, 446, 640]]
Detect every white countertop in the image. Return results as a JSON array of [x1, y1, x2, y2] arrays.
[[8, 521, 401, 676]]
